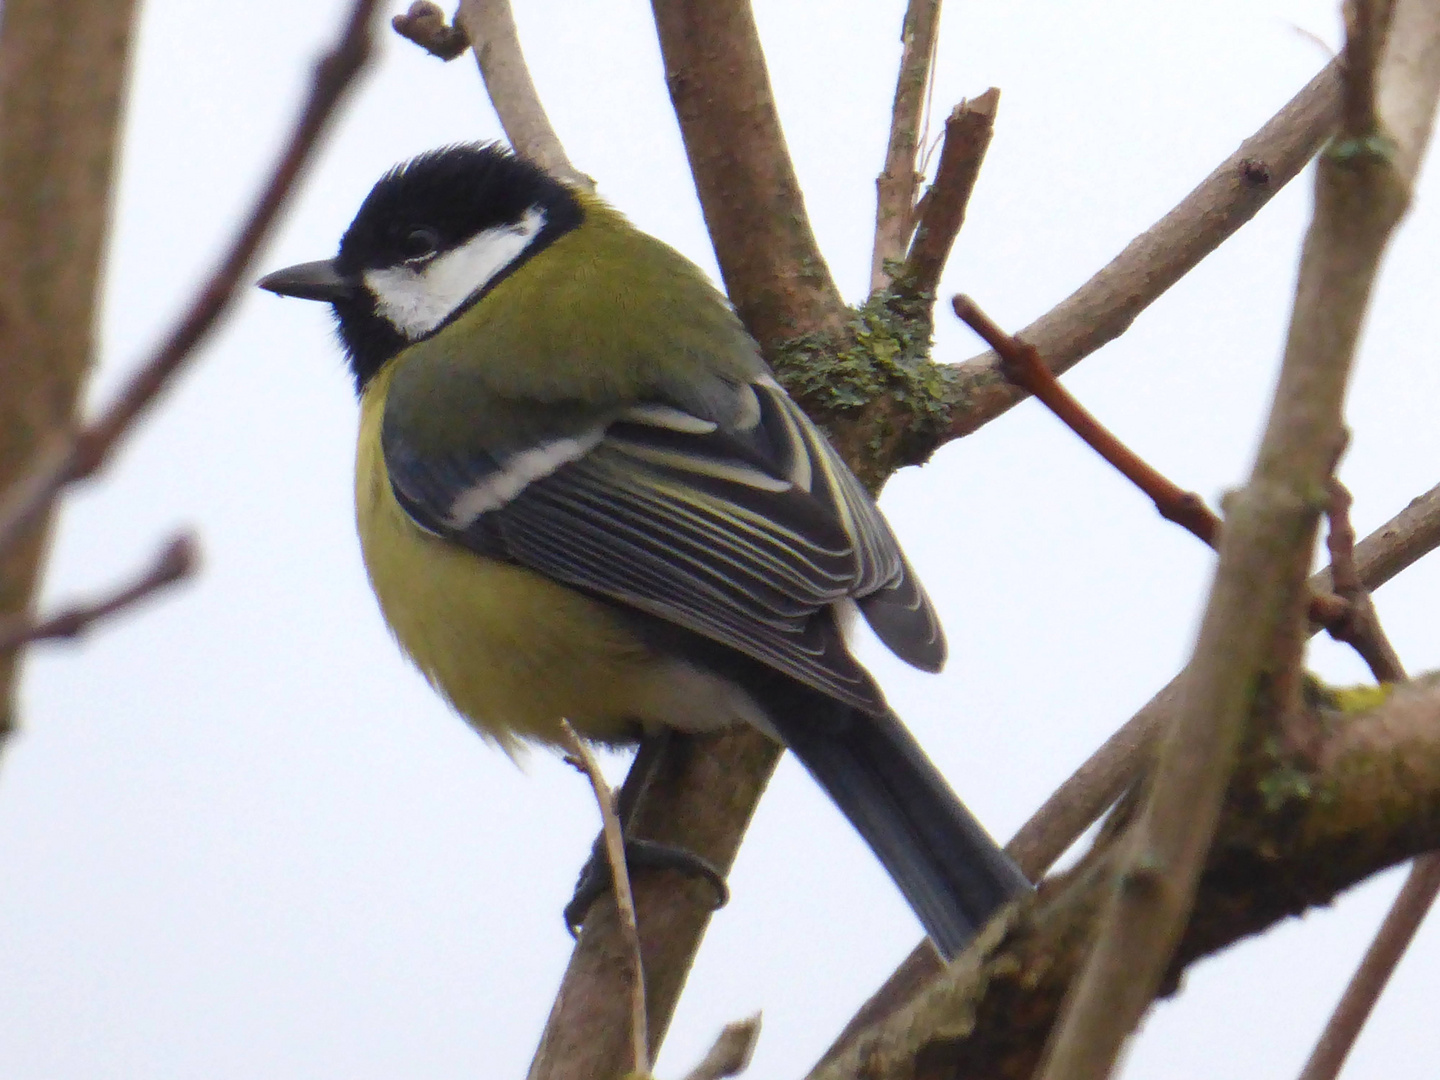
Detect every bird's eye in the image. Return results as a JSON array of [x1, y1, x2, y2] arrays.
[[399, 227, 441, 261]]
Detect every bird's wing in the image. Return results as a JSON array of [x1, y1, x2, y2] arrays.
[[383, 372, 944, 713]]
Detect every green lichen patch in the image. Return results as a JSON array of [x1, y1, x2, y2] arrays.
[[770, 288, 957, 488]]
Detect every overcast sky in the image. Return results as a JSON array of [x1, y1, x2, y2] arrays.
[[3, 2, 1439, 1077]]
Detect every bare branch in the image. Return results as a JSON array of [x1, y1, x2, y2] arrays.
[[1298, 853, 1440, 1080], [392, 1, 469, 60], [897, 90, 999, 304], [557, 721, 648, 1077], [942, 60, 1342, 443], [1037, 7, 1433, 1073], [528, 730, 778, 1080], [0, 0, 142, 728], [649, 0, 848, 349], [0, 532, 198, 656], [1323, 478, 1408, 682], [529, 7, 856, 1074], [454, 0, 590, 189], [681, 1014, 762, 1080], [0, 0, 380, 564], [809, 674, 1440, 1080], [870, 0, 944, 292], [952, 294, 1221, 546], [816, 479, 1440, 1071]]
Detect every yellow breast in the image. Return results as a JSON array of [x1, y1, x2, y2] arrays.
[[353, 367, 699, 750]]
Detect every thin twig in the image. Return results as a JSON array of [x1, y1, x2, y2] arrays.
[[1298, 853, 1440, 1080], [1323, 478, 1408, 682], [953, 294, 1221, 546], [942, 60, 1342, 444], [870, 0, 944, 292], [1301, 462, 1429, 1080], [557, 720, 648, 1078], [1036, 4, 1429, 1074], [896, 89, 999, 304], [0, 532, 198, 656], [454, 0, 590, 189], [392, 1, 469, 60], [680, 1014, 762, 1080], [0, 0, 379, 563]]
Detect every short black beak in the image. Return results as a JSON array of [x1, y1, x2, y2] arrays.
[[257, 259, 361, 303]]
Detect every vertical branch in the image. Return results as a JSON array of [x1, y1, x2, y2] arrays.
[[650, 0, 847, 348], [1036, 4, 1437, 1077], [870, 0, 943, 292], [529, 7, 853, 1077], [0, 0, 140, 738], [453, 0, 591, 189]]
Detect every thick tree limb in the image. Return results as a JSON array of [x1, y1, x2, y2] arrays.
[[454, 0, 590, 189], [529, 6, 854, 1076], [650, 0, 848, 349], [809, 673, 1440, 1080], [0, 0, 140, 737], [816, 478, 1440, 1070], [870, 0, 944, 293], [1037, 7, 1434, 1074]]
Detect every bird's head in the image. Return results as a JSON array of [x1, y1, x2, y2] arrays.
[[258, 143, 583, 392]]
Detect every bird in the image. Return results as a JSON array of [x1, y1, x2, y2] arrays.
[[257, 143, 1030, 959]]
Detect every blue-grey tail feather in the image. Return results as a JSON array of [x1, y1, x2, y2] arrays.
[[770, 704, 1032, 959]]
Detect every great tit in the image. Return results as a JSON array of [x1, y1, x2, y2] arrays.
[[259, 143, 1029, 958]]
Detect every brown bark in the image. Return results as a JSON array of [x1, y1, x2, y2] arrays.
[[0, 0, 140, 739]]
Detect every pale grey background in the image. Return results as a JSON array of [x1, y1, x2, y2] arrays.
[[2, 1, 1438, 1077]]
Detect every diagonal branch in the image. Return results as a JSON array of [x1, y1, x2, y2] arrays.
[[453, 0, 590, 189], [809, 673, 1440, 1080], [816, 478, 1440, 1071], [1036, 6, 1434, 1074], [941, 60, 1342, 443], [1298, 853, 1440, 1080], [650, 0, 848, 349], [0, 0, 380, 567], [870, 0, 944, 293], [0, 532, 198, 655], [896, 89, 999, 305]]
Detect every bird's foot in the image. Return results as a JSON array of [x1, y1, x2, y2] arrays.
[[563, 836, 729, 936]]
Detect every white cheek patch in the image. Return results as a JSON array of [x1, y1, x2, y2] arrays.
[[445, 428, 604, 529], [366, 206, 547, 340]]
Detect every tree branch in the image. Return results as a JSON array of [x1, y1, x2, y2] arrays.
[[896, 89, 999, 305], [870, 0, 943, 293], [0, 0, 142, 735], [952, 293, 1221, 546], [0, 532, 198, 655], [0, 0, 380, 566], [815, 477, 1440, 1071], [1036, 6, 1432, 1072], [528, 7, 857, 1076], [392, 1, 469, 61], [809, 673, 1440, 1080], [941, 60, 1342, 444], [453, 0, 590, 189], [1298, 852, 1440, 1080], [649, 0, 848, 349]]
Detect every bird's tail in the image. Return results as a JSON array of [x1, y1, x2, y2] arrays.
[[769, 703, 1031, 959]]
